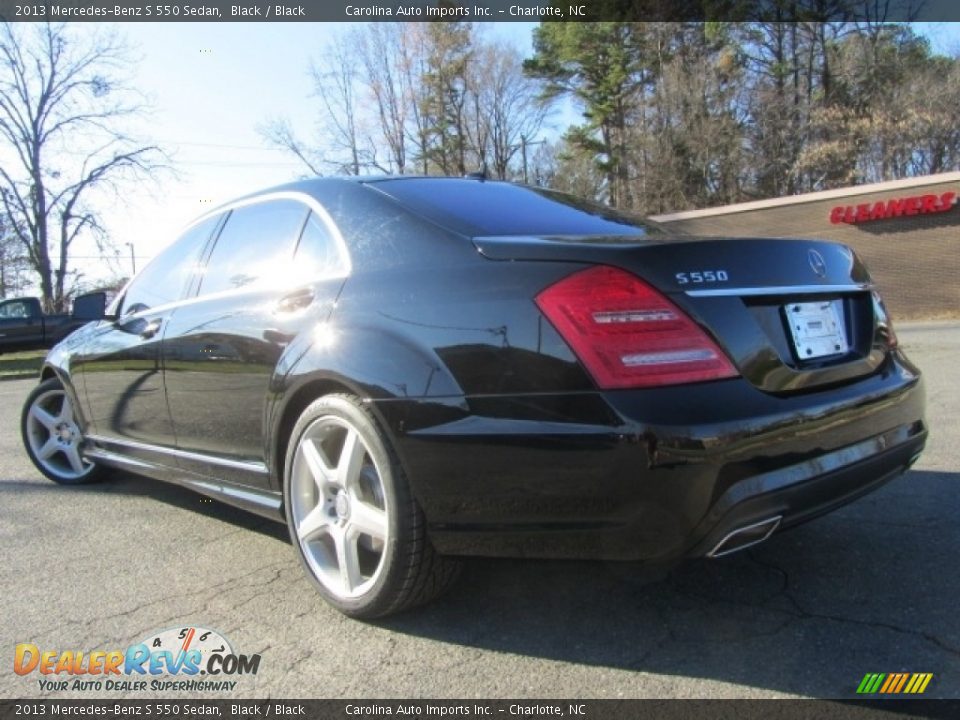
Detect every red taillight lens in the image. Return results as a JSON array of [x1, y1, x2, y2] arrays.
[[535, 266, 738, 389]]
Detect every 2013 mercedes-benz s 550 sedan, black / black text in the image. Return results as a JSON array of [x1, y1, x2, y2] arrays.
[[21, 177, 926, 617]]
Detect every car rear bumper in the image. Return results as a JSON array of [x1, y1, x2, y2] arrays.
[[375, 351, 926, 561], [686, 421, 925, 558]]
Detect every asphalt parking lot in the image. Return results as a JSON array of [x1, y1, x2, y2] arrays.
[[0, 323, 957, 700]]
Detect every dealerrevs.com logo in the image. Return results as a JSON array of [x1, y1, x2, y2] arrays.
[[14, 626, 261, 693]]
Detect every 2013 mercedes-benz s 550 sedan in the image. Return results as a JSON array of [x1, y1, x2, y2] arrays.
[[21, 177, 926, 617]]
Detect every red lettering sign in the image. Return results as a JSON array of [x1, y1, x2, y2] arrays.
[[829, 190, 957, 224]]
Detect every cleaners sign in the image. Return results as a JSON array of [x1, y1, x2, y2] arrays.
[[830, 191, 957, 224]]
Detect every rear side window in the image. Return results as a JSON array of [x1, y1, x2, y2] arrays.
[[198, 199, 309, 296], [292, 211, 348, 279], [369, 178, 654, 237], [122, 216, 219, 315]]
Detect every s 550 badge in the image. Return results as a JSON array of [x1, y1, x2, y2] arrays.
[[676, 270, 729, 285]]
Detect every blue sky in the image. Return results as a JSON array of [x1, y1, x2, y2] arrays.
[[7, 21, 959, 291], [61, 22, 540, 286]]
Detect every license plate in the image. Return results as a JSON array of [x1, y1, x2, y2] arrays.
[[784, 300, 848, 360]]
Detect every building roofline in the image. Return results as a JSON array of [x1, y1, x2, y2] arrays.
[[649, 171, 960, 223]]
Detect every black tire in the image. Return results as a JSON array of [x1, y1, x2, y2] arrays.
[[21, 377, 104, 485], [283, 393, 460, 618]]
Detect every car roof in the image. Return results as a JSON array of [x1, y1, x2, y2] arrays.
[[206, 175, 657, 240]]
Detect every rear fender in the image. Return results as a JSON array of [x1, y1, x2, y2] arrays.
[[282, 322, 462, 400], [266, 324, 465, 490]]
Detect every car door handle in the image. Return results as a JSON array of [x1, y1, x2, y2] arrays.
[[140, 319, 162, 340], [276, 289, 315, 313]]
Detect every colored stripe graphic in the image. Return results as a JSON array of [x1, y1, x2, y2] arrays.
[[857, 673, 933, 694], [857, 674, 885, 694]]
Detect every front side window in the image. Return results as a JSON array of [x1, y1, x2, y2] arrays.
[[122, 215, 220, 315], [198, 199, 309, 296]]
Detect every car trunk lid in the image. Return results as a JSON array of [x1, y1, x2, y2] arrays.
[[474, 235, 892, 394]]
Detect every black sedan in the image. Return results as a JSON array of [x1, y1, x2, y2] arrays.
[[21, 177, 926, 618]]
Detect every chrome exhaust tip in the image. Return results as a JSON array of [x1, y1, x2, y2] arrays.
[[707, 516, 782, 558]]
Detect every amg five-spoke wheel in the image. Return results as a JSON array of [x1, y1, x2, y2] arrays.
[[284, 394, 459, 618], [22, 377, 101, 484], [290, 414, 389, 598]]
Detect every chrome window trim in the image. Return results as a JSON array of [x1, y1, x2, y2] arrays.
[[116, 190, 351, 320], [686, 283, 871, 298], [191, 190, 351, 277]]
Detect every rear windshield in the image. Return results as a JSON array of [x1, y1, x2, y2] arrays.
[[367, 178, 658, 237]]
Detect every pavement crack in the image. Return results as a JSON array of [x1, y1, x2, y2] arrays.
[[681, 553, 960, 659], [27, 561, 292, 645], [287, 649, 314, 673], [195, 519, 279, 549]]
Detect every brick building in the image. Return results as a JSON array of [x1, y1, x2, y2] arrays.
[[649, 172, 960, 320]]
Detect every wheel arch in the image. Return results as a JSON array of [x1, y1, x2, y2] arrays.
[[268, 323, 464, 492], [271, 376, 359, 489], [37, 362, 97, 440]]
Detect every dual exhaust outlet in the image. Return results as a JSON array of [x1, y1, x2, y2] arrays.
[[706, 516, 783, 558]]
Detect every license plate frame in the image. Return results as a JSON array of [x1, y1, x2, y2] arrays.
[[784, 299, 849, 360]]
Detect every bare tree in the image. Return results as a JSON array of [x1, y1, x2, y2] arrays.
[[1, 212, 29, 297], [258, 117, 326, 177], [265, 23, 544, 180], [260, 32, 375, 177], [0, 22, 164, 311], [634, 23, 747, 213], [261, 28, 413, 177], [466, 42, 548, 180], [533, 137, 604, 200], [399, 24, 434, 175], [312, 34, 366, 175], [359, 24, 411, 174]]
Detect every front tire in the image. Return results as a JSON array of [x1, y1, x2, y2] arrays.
[[284, 394, 460, 618], [21, 377, 102, 484]]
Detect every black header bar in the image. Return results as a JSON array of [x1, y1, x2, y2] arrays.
[[1, 700, 960, 720], [0, 698, 960, 720], [1, 0, 959, 22]]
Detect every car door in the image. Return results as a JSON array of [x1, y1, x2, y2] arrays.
[[161, 195, 349, 489], [71, 216, 222, 464]]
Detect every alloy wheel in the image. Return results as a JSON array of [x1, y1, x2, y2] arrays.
[[289, 415, 390, 600], [24, 386, 95, 482]]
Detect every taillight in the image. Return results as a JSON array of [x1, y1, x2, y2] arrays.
[[535, 266, 738, 389]]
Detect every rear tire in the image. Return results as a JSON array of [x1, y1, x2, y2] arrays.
[[22, 377, 103, 485], [283, 393, 460, 618]]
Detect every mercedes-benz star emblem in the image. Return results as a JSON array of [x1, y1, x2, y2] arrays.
[[808, 249, 827, 278]]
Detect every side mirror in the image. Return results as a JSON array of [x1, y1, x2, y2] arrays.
[[72, 292, 108, 321]]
